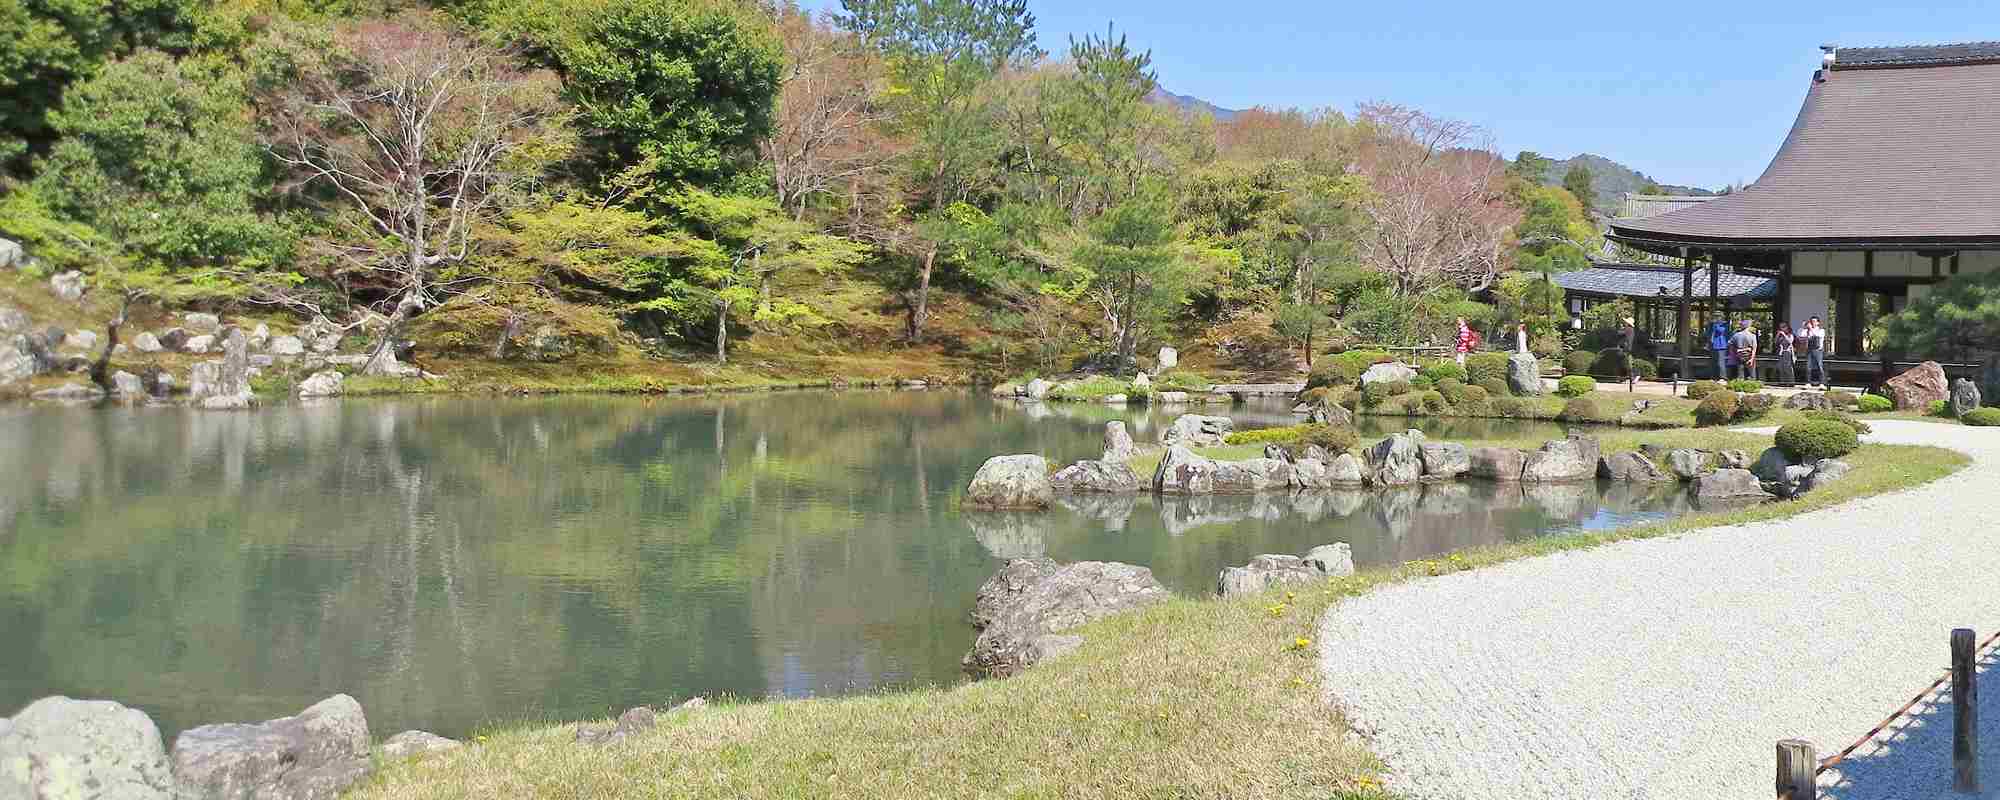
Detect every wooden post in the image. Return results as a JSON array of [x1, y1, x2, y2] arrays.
[[1777, 739, 1817, 800], [1954, 627, 1978, 793], [1678, 249, 1692, 393]]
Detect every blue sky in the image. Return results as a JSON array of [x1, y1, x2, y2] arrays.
[[799, 0, 1994, 190]]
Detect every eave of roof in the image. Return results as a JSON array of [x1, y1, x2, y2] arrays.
[[1832, 42, 2000, 70]]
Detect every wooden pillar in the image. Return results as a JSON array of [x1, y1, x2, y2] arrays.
[[1777, 739, 1818, 800], [1710, 257, 1724, 329], [1678, 249, 1693, 390], [1954, 628, 1978, 793]]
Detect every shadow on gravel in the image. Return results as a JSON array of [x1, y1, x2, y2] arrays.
[[1823, 647, 2000, 800]]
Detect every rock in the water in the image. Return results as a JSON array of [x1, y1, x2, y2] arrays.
[[1155, 390, 1189, 404], [183, 313, 222, 335], [32, 382, 104, 401], [965, 454, 1054, 510], [1507, 352, 1544, 396], [1262, 444, 1292, 463], [268, 336, 306, 357], [132, 332, 163, 353], [575, 707, 655, 747], [1217, 554, 1321, 596], [969, 557, 1061, 629], [1693, 468, 1773, 502], [380, 730, 460, 760], [1100, 393, 1128, 405], [193, 330, 255, 410], [1783, 392, 1833, 411], [111, 370, 144, 397], [1750, 447, 1794, 483], [1666, 448, 1710, 480], [1, 338, 35, 385], [183, 334, 215, 354], [1049, 460, 1141, 494], [1522, 435, 1598, 483], [61, 329, 96, 351], [1466, 446, 1526, 481], [50, 271, 85, 301], [964, 560, 1170, 677], [1883, 360, 1951, 411], [1359, 361, 1418, 386], [1024, 378, 1053, 401], [1598, 450, 1673, 482], [1419, 442, 1469, 479], [1952, 378, 1982, 418], [991, 382, 1022, 398], [1365, 430, 1426, 486], [171, 694, 371, 800], [0, 696, 179, 799], [1160, 413, 1233, 447], [297, 370, 344, 398], [1156, 346, 1178, 370]]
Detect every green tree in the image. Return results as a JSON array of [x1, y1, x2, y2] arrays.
[[1875, 270, 2000, 360], [1561, 163, 1595, 211], [1073, 193, 1190, 371], [0, 0, 201, 172], [31, 50, 288, 271], [1508, 150, 1553, 183]]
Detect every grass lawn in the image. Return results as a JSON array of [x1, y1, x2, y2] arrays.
[[351, 425, 1969, 800]]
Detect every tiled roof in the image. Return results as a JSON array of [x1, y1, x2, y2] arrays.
[[1612, 47, 2000, 246], [1832, 42, 2000, 70], [1616, 194, 1716, 221], [1554, 264, 1775, 300]]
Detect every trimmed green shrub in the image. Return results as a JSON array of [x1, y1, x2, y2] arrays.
[[1928, 399, 1951, 417], [1460, 384, 1490, 408], [1489, 396, 1530, 418], [1631, 358, 1659, 379], [1732, 392, 1775, 422], [1301, 424, 1359, 455], [1419, 360, 1466, 384], [1359, 381, 1395, 408], [1303, 362, 1359, 392], [1726, 379, 1764, 393], [1410, 376, 1435, 392], [1478, 377, 1512, 398], [1775, 419, 1860, 461], [1151, 370, 1211, 392], [1562, 350, 1598, 375], [1964, 407, 2000, 427], [1555, 375, 1596, 397], [1417, 390, 1447, 414], [1465, 352, 1510, 386], [1799, 409, 1871, 435], [1436, 378, 1470, 407], [1693, 390, 1739, 427], [1686, 380, 1725, 400], [1856, 393, 1893, 413], [1825, 390, 1858, 407], [1560, 395, 1611, 423]]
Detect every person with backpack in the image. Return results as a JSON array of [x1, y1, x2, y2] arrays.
[[1731, 320, 1758, 380], [1708, 319, 1732, 379]]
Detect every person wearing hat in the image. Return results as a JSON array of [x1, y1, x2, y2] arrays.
[[1621, 316, 1639, 390]]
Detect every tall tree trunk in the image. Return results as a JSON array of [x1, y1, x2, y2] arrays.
[[715, 299, 730, 363], [906, 247, 935, 343], [88, 294, 131, 394], [364, 291, 424, 376]]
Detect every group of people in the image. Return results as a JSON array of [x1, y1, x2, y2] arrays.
[[1707, 316, 1830, 388]]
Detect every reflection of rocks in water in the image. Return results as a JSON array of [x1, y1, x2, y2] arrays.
[[1522, 482, 1594, 521], [1599, 480, 1689, 515], [964, 511, 1049, 559], [1156, 493, 1283, 536], [1055, 493, 1136, 531], [1019, 401, 1054, 420], [1288, 489, 1370, 522], [1373, 486, 1424, 540], [1419, 482, 1475, 516]]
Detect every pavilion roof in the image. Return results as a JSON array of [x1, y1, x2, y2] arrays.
[[1610, 43, 2000, 251], [1554, 263, 1776, 300]]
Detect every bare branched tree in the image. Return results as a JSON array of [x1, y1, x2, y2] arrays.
[[257, 18, 568, 375], [1351, 103, 1520, 297], [762, 7, 897, 221]]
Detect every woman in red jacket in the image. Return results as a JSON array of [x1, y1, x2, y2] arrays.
[[1454, 317, 1478, 367]]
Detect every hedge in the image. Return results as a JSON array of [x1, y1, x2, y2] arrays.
[[1555, 375, 1595, 397], [1799, 409, 1871, 435], [1965, 407, 2000, 427], [1562, 350, 1597, 375], [1775, 419, 1860, 461], [1856, 394, 1893, 413], [1465, 352, 1510, 386], [1726, 379, 1764, 393], [1693, 390, 1738, 427], [1686, 380, 1725, 400]]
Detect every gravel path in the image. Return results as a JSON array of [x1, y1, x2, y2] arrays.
[[1316, 420, 2000, 800]]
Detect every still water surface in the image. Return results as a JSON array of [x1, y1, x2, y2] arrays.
[[0, 392, 1689, 738]]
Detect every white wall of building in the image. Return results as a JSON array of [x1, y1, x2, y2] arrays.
[[1788, 282, 1830, 332]]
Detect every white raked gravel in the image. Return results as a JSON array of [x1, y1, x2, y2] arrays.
[[1316, 420, 2000, 800]]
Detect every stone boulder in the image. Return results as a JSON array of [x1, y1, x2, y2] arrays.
[[193, 329, 255, 410], [1750, 447, 1794, 483], [379, 730, 460, 760], [1101, 421, 1140, 462], [0, 696, 179, 799], [1717, 449, 1751, 470], [111, 370, 144, 398], [1024, 378, 1053, 401], [1783, 392, 1833, 411], [1153, 446, 1271, 495], [1156, 346, 1178, 370], [0, 304, 25, 334], [248, 324, 270, 350], [1263, 444, 1293, 463], [1050, 460, 1142, 494], [61, 329, 96, 352], [183, 334, 215, 355], [1692, 468, 1773, 503], [1598, 450, 1673, 482], [158, 328, 189, 352], [1952, 378, 1982, 418], [1160, 413, 1233, 447], [298, 370, 345, 398], [184, 313, 222, 335], [1466, 446, 1525, 481], [1100, 393, 1128, 405], [1131, 372, 1151, 390], [1217, 554, 1321, 596], [1155, 390, 1190, 404], [965, 455, 1054, 510], [132, 332, 163, 353], [1305, 396, 1353, 427], [0, 237, 22, 269], [1883, 360, 1950, 411], [1359, 361, 1417, 386], [50, 271, 85, 302], [1665, 448, 1710, 480], [1365, 430, 1426, 486], [1799, 458, 1852, 495], [1303, 543, 1356, 576], [1, 337, 35, 385], [1419, 442, 1470, 480], [268, 336, 306, 357], [575, 707, 654, 746], [1289, 455, 1366, 489], [1522, 435, 1599, 483], [969, 557, 1061, 629], [964, 560, 1170, 678], [1507, 352, 1544, 396], [172, 694, 370, 800]]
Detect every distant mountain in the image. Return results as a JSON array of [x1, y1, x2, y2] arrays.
[[1149, 88, 1240, 121], [1536, 153, 1714, 216]]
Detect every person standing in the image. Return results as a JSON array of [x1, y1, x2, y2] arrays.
[[1515, 322, 1529, 355], [1774, 322, 1797, 386], [1454, 317, 1476, 367], [1621, 316, 1639, 391], [1804, 317, 1827, 387], [1732, 320, 1758, 380], [1708, 319, 1732, 380]]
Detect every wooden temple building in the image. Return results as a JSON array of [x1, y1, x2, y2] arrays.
[[1604, 42, 2000, 385]]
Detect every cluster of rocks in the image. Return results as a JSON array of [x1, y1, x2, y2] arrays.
[[1216, 543, 1355, 596], [0, 694, 458, 800], [963, 558, 1171, 678]]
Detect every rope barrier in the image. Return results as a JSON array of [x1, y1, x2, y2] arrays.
[[1815, 628, 2000, 775]]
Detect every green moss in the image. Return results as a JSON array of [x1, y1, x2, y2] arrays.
[[1686, 380, 1725, 400]]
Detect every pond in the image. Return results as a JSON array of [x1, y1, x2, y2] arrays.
[[0, 391, 1691, 739]]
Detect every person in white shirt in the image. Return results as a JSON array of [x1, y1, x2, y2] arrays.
[[1803, 317, 1827, 388]]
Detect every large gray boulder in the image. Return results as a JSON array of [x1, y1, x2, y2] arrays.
[[1750, 447, 1794, 483], [1800, 458, 1852, 494], [1359, 361, 1417, 386], [1024, 378, 1053, 401], [1692, 468, 1773, 503], [1665, 448, 1711, 480], [171, 694, 371, 800], [1303, 543, 1356, 576], [194, 329, 255, 410], [1289, 456, 1361, 490], [1, 337, 34, 385], [965, 455, 1054, 510], [964, 560, 1170, 677], [183, 313, 222, 335], [0, 237, 23, 269], [0, 696, 179, 799], [1156, 346, 1178, 370], [0, 304, 26, 334], [1217, 554, 1321, 596], [1101, 421, 1139, 463], [379, 730, 460, 761], [1419, 442, 1470, 479], [297, 370, 344, 399], [32, 382, 104, 402], [1507, 352, 1544, 396], [1154, 446, 1233, 494], [1049, 460, 1142, 494], [248, 324, 270, 351], [1365, 430, 1426, 486], [158, 328, 189, 353], [132, 331, 163, 353], [1160, 414, 1233, 447], [182, 334, 215, 355], [50, 271, 85, 302], [1522, 435, 1599, 483], [1952, 378, 1982, 418], [111, 370, 144, 398], [969, 557, 1061, 629], [61, 329, 97, 352], [268, 336, 306, 357], [1467, 446, 1525, 481], [1598, 450, 1673, 482], [1305, 396, 1353, 426], [1783, 392, 1833, 411]]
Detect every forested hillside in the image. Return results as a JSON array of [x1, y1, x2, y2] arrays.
[[0, 0, 1602, 389]]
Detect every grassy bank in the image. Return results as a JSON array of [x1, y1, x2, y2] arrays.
[[351, 426, 1968, 800]]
